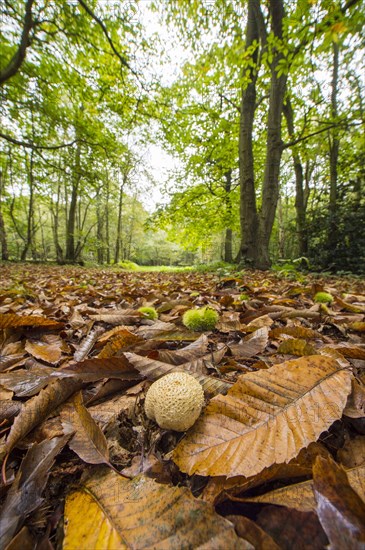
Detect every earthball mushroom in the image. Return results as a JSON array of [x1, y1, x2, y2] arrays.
[[144, 372, 205, 431]]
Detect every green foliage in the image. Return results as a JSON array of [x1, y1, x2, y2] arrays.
[[314, 292, 334, 304], [117, 261, 139, 271], [138, 306, 158, 320], [182, 307, 219, 331]]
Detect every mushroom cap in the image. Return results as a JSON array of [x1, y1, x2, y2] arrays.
[[144, 372, 205, 431]]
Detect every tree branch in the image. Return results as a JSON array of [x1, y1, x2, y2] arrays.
[[0, 0, 35, 85], [0, 132, 79, 150]]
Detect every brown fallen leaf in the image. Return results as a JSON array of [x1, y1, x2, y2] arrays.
[[269, 326, 325, 340], [25, 337, 63, 365], [124, 351, 233, 397], [227, 515, 281, 550], [343, 378, 365, 418], [157, 334, 209, 365], [73, 326, 104, 362], [173, 356, 352, 478], [63, 467, 252, 549], [0, 435, 70, 548], [256, 506, 328, 550], [60, 392, 110, 466], [60, 356, 140, 382], [230, 326, 269, 359], [97, 329, 143, 358], [5, 377, 83, 454], [241, 465, 365, 513], [277, 337, 317, 356], [338, 435, 365, 468], [0, 313, 64, 330], [313, 455, 365, 549]]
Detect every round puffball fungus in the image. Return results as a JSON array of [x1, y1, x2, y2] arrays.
[[144, 372, 204, 431], [314, 291, 334, 304], [138, 306, 158, 320], [182, 307, 219, 331]]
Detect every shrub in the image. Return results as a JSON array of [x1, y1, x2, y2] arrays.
[[182, 307, 219, 331], [117, 260, 139, 270]]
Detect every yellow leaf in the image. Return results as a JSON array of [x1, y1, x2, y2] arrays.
[[277, 338, 317, 356], [63, 469, 249, 549], [173, 356, 352, 478]]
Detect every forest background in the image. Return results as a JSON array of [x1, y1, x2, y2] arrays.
[[0, 0, 364, 274]]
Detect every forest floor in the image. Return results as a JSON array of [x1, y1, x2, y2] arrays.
[[0, 263, 364, 549]]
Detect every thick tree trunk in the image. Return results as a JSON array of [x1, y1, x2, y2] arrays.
[[238, 0, 259, 265], [255, 0, 287, 269], [51, 179, 64, 264], [65, 140, 81, 262], [0, 170, 9, 260], [96, 187, 104, 264], [223, 170, 233, 263]]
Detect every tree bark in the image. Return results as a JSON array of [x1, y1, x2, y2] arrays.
[[114, 173, 127, 264], [255, 0, 287, 269], [327, 41, 340, 253], [223, 169, 233, 263], [283, 98, 308, 256], [21, 149, 35, 260], [65, 140, 81, 262], [0, 170, 9, 260], [238, 0, 259, 265], [0, 0, 35, 85]]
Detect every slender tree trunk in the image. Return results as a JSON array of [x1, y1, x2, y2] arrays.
[[0, 169, 9, 260], [96, 186, 104, 264], [327, 41, 340, 254], [51, 179, 64, 264], [66, 140, 81, 262], [238, 0, 259, 264], [223, 169, 233, 262], [114, 173, 127, 264], [105, 172, 110, 264], [255, 0, 287, 269], [21, 149, 35, 260], [283, 98, 308, 256]]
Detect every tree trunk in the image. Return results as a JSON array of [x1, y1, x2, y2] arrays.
[[0, 170, 9, 260], [223, 169, 233, 263], [255, 0, 287, 269], [105, 171, 111, 264], [283, 98, 308, 256], [327, 41, 340, 254], [114, 173, 127, 264], [65, 140, 81, 262], [238, 0, 259, 265], [21, 149, 35, 261], [51, 179, 64, 264]]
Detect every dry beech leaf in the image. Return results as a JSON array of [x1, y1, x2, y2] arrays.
[[89, 310, 140, 325], [277, 338, 317, 356], [5, 526, 35, 550], [338, 436, 365, 468], [60, 357, 140, 383], [5, 377, 83, 453], [135, 321, 177, 339], [25, 337, 62, 365], [256, 506, 328, 550], [63, 467, 251, 549], [0, 366, 58, 397], [97, 329, 143, 358], [230, 326, 269, 359], [245, 314, 274, 331], [348, 321, 365, 332], [74, 326, 104, 362], [0, 435, 70, 548], [202, 442, 330, 505], [0, 313, 64, 330], [335, 296, 365, 313], [124, 352, 233, 397], [60, 392, 110, 465], [242, 465, 365, 513], [173, 356, 352, 478], [157, 334, 209, 365], [313, 455, 365, 549], [326, 344, 365, 360], [269, 326, 324, 340], [227, 515, 281, 550]]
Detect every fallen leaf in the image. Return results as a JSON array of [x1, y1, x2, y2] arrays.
[[313, 455, 365, 548], [0, 313, 63, 329], [173, 356, 352, 477], [277, 338, 317, 356], [60, 392, 110, 465], [0, 435, 70, 548], [230, 327, 269, 358], [63, 467, 252, 549]]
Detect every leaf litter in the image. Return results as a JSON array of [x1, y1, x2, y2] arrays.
[[0, 264, 364, 548]]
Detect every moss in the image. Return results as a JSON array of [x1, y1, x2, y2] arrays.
[[182, 307, 219, 331], [138, 306, 158, 320], [239, 293, 250, 301], [314, 291, 334, 304]]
